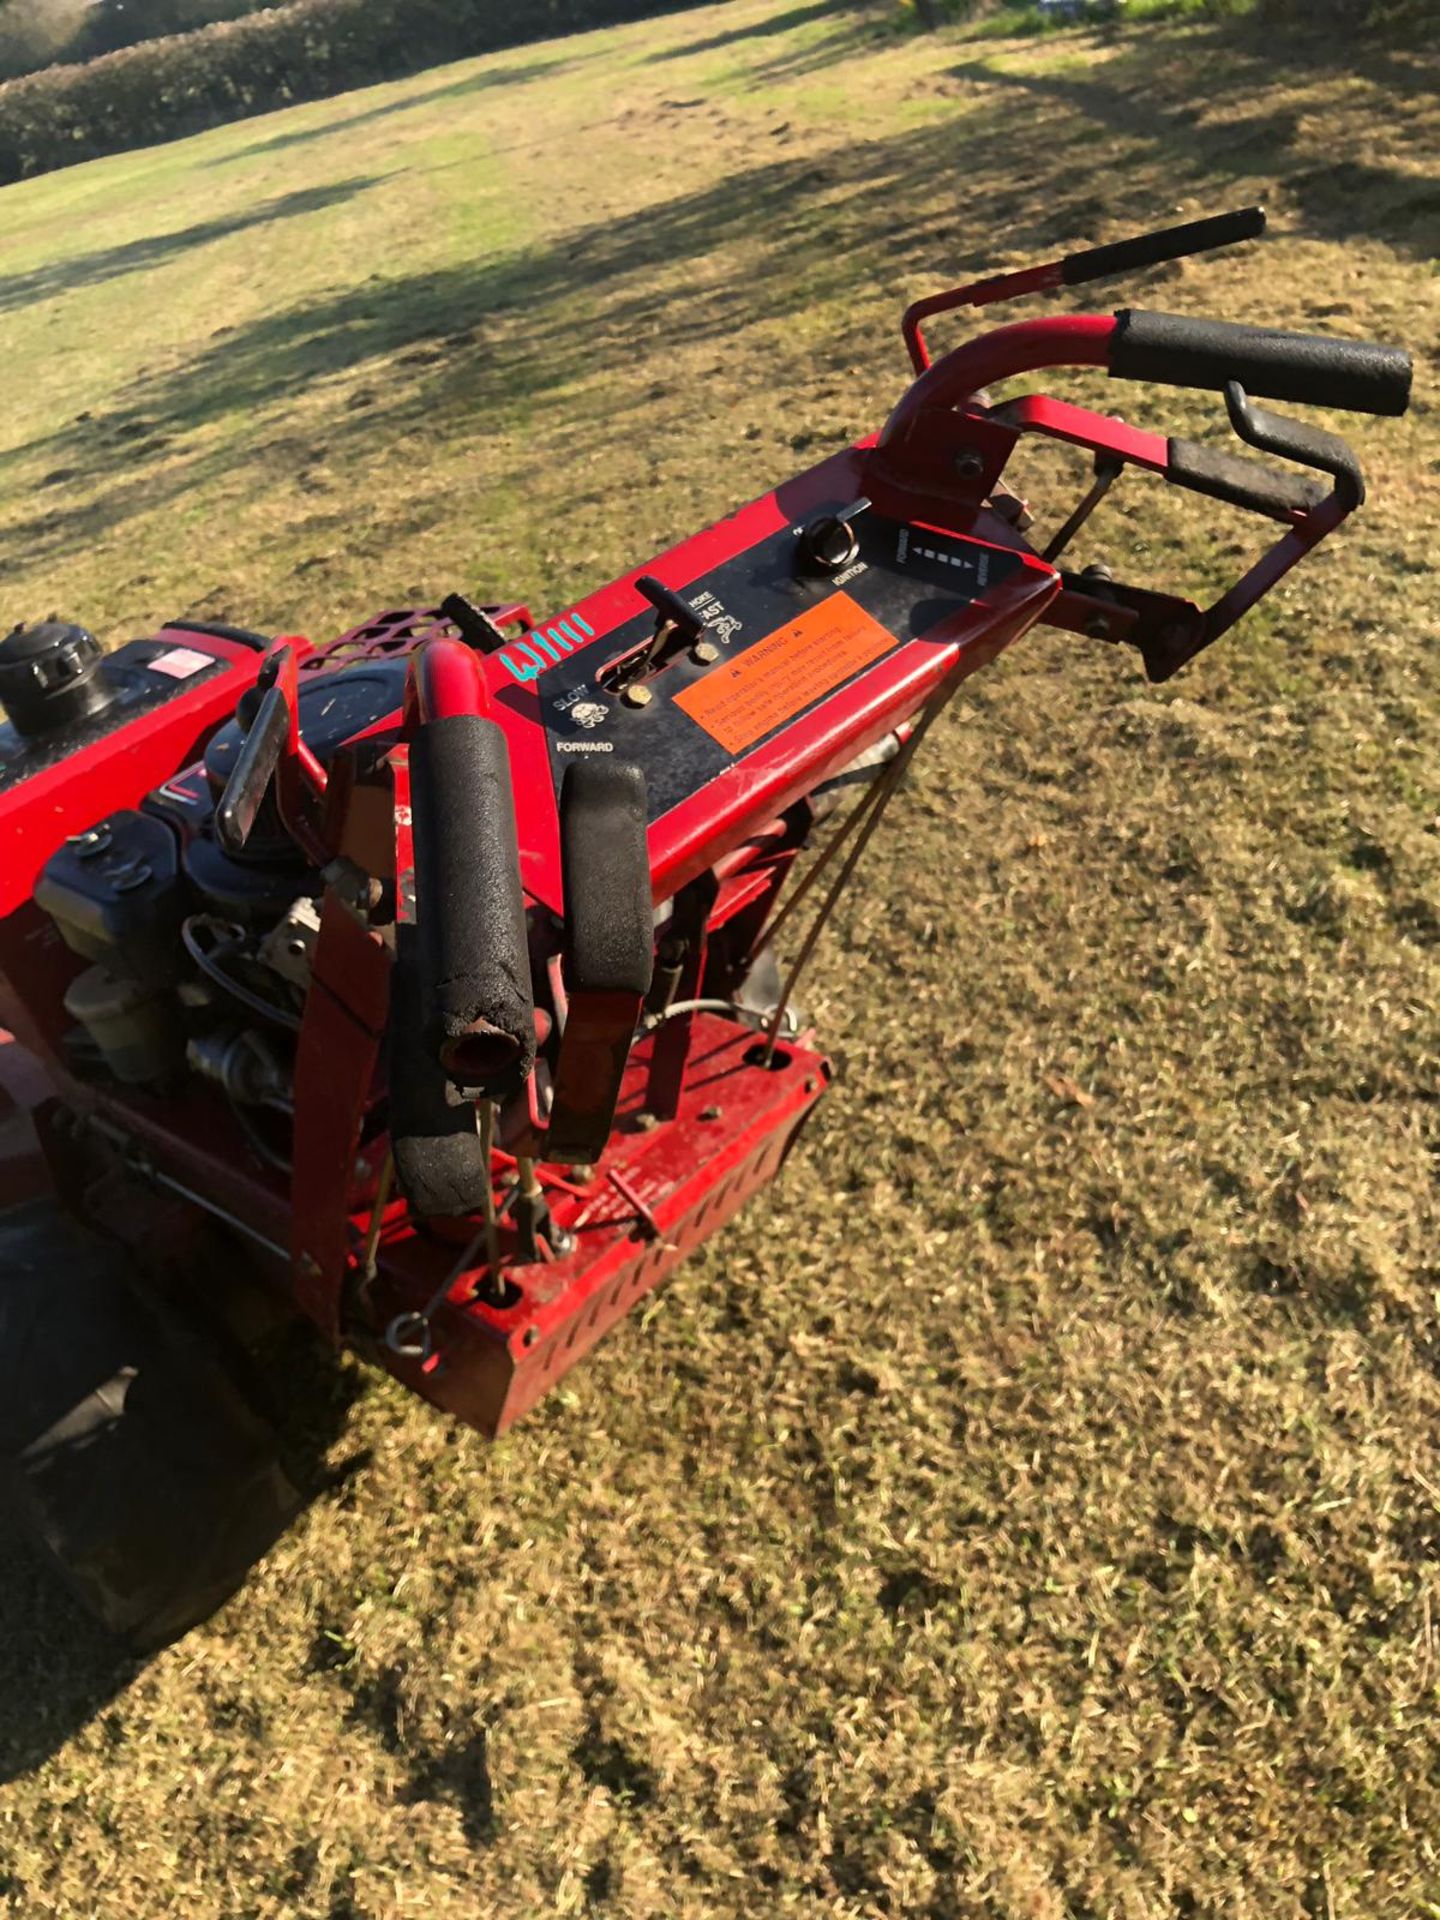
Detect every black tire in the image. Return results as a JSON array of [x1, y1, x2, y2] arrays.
[[0, 1198, 300, 1651]]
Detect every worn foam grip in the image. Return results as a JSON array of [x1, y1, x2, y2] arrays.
[[560, 760, 654, 997], [387, 925, 493, 1218], [409, 714, 535, 1095], [1112, 309, 1412, 417]]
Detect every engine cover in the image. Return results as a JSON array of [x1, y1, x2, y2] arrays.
[[0, 623, 280, 922]]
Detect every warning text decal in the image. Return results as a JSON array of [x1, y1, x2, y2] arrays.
[[672, 591, 895, 755]]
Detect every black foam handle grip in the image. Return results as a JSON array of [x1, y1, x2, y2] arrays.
[[560, 759, 654, 997], [388, 924, 495, 1219], [544, 760, 654, 1166], [408, 713, 535, 1097], [1061, 207, 1265, 289], [1167, 437, 1327, 522], [1111, 309, 1412, 417]]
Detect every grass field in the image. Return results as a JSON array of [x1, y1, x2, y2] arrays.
[[2, 1, 1439, 1914]]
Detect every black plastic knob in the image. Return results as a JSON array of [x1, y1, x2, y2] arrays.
[[0, 620, 112, 738]]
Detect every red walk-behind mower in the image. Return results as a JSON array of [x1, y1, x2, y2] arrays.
[[0, 208, 1413, 1645]]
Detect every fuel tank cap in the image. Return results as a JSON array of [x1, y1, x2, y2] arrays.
[[0, 620, 112, 738]]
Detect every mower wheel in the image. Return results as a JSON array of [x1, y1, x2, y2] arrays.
[[0, 1197, 300, 1650]]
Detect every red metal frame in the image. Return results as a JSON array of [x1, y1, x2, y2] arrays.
[[883, 314, 1116, 440], [363, 1017, 828, 1434], [868, 320, 1361, 677], [0, 275, 1389, 1438], [403, 634, 493, 728]]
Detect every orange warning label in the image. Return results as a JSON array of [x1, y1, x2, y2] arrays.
[[673, 592, 896, 755]]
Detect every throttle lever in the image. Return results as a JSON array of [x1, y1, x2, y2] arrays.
[[214, 682, 290, 855]]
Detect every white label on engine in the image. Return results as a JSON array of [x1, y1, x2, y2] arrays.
[[149, 646, 213, 679]]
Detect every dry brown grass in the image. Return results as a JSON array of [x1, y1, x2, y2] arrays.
[[1, 1, 1438, 1914]]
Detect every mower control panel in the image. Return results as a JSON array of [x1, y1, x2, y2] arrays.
[[486, 444, 1060, 910], [533, 505, 1024, 820]]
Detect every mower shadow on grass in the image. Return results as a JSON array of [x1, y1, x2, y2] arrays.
[[0, 1325, 368, 1786], [0, 1552, 142, 1786]]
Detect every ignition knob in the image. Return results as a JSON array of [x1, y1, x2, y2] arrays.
[[797, 497, 870, 575]]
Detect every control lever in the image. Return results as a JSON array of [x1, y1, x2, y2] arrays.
[[1224, 381, 1365, 508], [214, 642, 329, 862], [214, 680, 290, 855], [904, 205, 1267, 372], [1042, 457, 1123, 563], [602, 575, 714, 704]]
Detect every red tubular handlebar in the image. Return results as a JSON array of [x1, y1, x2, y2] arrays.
[[405, 636, 492, 729], [902, 263, 1067, 374], [885, 307, 1411, 446], [880, 315, 1118, 443]]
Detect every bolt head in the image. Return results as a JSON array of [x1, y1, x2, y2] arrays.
[[690, 641, 719, 665], [622, 683, 654, 709], [953, 448, 987, 480]]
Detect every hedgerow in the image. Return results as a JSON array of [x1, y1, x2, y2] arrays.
[[0, 0, 700, 184]]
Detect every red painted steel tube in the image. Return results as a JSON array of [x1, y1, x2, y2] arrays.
[[902, 263, 1065, 373], [405, 636, 492, 729], [991, 392, 1170, 471], [881, 315, 1117, 444]]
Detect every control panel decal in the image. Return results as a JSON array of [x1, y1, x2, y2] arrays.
[[538, 509, 1029, 823], [672, 592, 893, 754]]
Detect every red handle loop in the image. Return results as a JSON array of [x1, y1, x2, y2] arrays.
[[405, 636, 492, 730], [881, 314, 1118, 444]]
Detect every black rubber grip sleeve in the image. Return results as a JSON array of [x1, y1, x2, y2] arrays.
[[408, 713, 535, 1096], [560, 760, 654, 997], [1061, 208, 1264, 288], [1167, 438, 1327, 521], [1112, 309, 1412, 417], [387, 924, 494, 1219]]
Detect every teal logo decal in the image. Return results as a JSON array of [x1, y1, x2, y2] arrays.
[[497, 612, 596, 684]]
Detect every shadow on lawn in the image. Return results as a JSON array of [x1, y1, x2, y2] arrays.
[[952, 51, 1440, 261], [646, 0, 852, 60], [0, 1330, 365, 1786], [1, 21, 1431, 580], [0, 175, 391, 320], [0, 1557, 142, 1786]]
